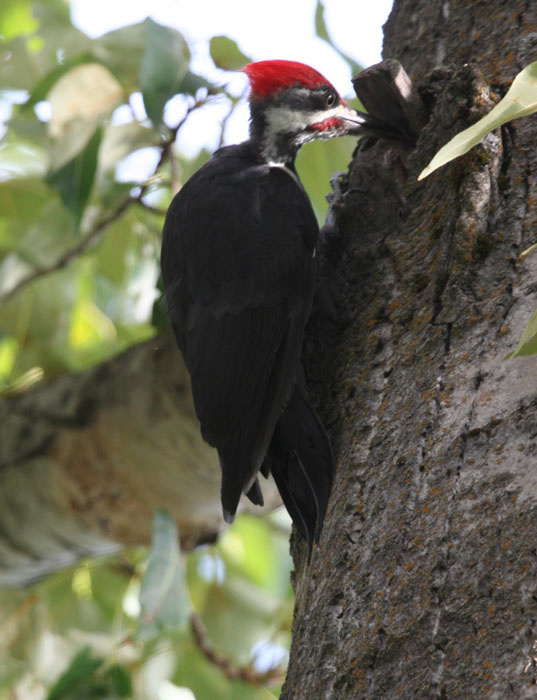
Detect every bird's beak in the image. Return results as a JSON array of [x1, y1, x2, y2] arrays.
[[334, 104, 367, 134], [309, 103, 399, 141], [337, 104, 400, 141]]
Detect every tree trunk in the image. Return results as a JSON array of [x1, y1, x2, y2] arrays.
[[282, 1, 537, 698]]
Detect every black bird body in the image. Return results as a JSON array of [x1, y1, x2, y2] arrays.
[[161, 60, 369, 549]]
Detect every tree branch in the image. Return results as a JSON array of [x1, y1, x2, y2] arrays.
[[135, 200, 168, 217], [0, 332, 281, 586], [0, 194, 134, 305], [189, 612, 285, 686]]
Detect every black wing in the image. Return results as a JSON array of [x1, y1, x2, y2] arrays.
[[266, 379, 334, 557], [161, 147, 319, 520]]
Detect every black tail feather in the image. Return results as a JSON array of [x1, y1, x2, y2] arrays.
[[266, 383, 333, 555], [245, 478, 264, 506], [221, 466, 264, 524]]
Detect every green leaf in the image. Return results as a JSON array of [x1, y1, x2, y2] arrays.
[[47, 127, 102, 231], [5, 109, 48, 145], [314, 0, 362, 77], [0, 178, 52, 222], [521, 241, 537, 258], [151, 274, 169, 332], [99, 122, 161, 173], [102, 664, 132, 697], [140, 18, 190, 127], [505, 306, 537, 359], [138, 508, 190, 638], [209, 36, 251, 71], [314, 0, 330, 42], [296, 135, 355, 223], [173, 646, 232, 699], [46, 63, 123, 169], [46, 647, 102, 700], [178, 148, 212, 184], [178, 69, 215, 96], [21, 52, 96, 112], [44, 647, 133, 700], [31, 1, 92, 68], [0, 36, 40, 90], [96, 177, 135, 209], [0, 0, 38, 41], [93, 212, 133, 285], [48, 118, 100, 172], [419, 61, 537, 180], [0, 140, 47, 179], [5, 196, 73, 267], [94, 22, 146, 88]]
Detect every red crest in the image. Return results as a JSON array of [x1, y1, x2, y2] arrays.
[[243, 60, 336, 99]]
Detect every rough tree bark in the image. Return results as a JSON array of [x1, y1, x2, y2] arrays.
[[282, 1, 537, 698]]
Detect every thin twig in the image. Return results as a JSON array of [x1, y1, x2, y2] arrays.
[[0, 195, 134, 305], [218, 86, 248, 149], [218, 98, 237, 149], [189, 612, 285, 686], [164, 96, 214, 193], [0, 592, 39, 649], [136, 200, 168, 217]]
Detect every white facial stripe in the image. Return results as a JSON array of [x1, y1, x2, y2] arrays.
[[261, 102, 365, 163], [264, 103, 364, 136]]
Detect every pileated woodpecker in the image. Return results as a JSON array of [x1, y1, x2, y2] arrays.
[[161, 60, 372, 552]]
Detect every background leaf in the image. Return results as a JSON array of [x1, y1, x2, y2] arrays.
[[419, 61, 537, 180], [45, 647, 132, 700], [140, 18, 190, 127], [47, 127, 102, 231], [0, 36, 41, 89], [521, 242, 537, 258], [93, 22, 146, 88], [209, 36, 251, 71], [21, 53, 96, 112], [314, 0, 362, 76], [46, 648, 102, 700], [46, 63, 123, 169], [138, 509, 190, 638], [505, 306, 537, 359], [0, 0, 38, 41], [296, 135, 355, 222]]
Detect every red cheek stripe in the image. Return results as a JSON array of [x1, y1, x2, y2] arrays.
[[310, 117, 342, 131]]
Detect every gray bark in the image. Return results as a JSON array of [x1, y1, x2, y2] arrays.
[[0, 332, 279, 587], [282, 1, 537, 698]]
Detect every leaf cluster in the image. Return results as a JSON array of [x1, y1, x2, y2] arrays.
[[0, 509, 294, 698], [0, 1, 242, 392]]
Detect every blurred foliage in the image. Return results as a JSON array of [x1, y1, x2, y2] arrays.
[[0, 0, 361, 697], [0, 0, 357, 394], [0, 511, 293, 699], [315, 0, 362, 76]]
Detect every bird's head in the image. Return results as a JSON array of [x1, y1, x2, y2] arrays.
[[243, 59, 366, 165]]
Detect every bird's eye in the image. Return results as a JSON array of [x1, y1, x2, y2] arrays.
[[325, 92, 336, 108]]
